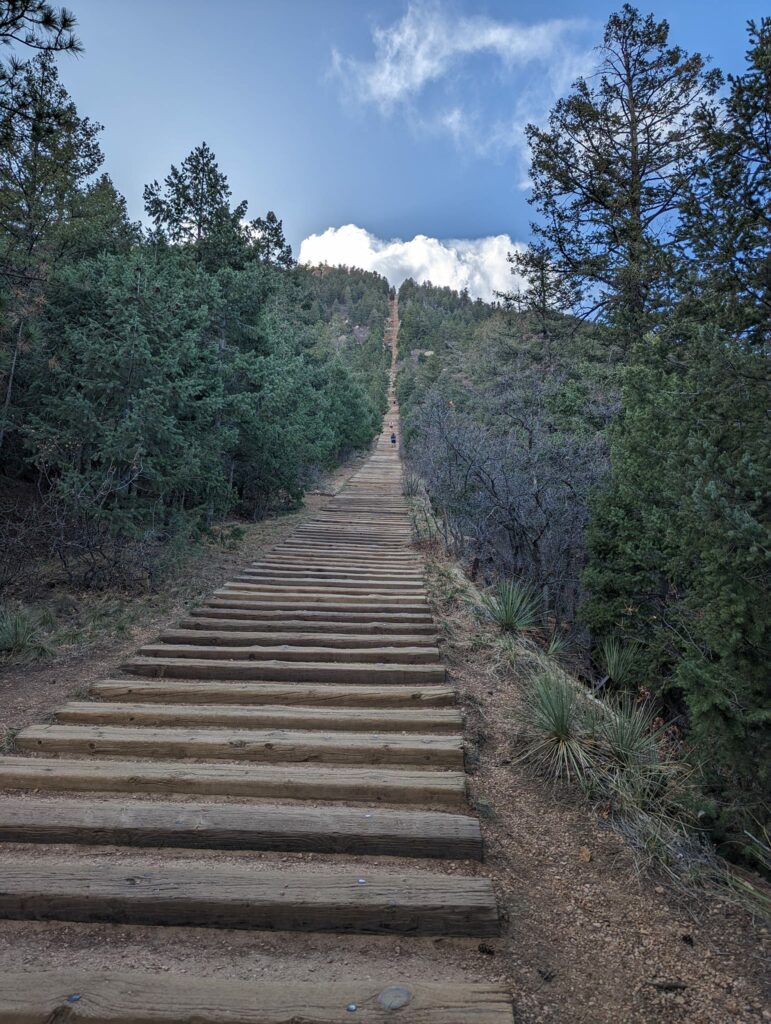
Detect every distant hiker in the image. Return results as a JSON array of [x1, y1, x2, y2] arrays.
[[390, 432, 397, 447]]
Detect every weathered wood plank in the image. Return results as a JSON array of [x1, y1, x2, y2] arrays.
[[0, 796, 482, 859], [178, 618, 438, 634], [0, 756, 467, 806], [197, 602, 434, 623], [55, 701, 463, 733], [121, 657, 447, 684], [90, 679, 456, 707], [158, 626, 436, 643], [137, 644, 441, 665], [16, 724, 464, 768], [0, 858, 500, 935], [0, 971, 514, 1023]]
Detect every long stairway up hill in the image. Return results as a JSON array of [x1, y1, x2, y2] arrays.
[[0, 293, 513, 1023]]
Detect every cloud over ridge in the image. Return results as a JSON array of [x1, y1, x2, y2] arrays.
[[299, 224, 525, 301]]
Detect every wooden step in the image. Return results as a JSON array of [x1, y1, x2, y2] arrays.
[[233, 574, 425, 591], [91, 679, 456, 707], [252, 563, 423, 577], [137, 644, 441, 665], [121, 657, 447, 684], [0, 857, 500, 935], [16, 724, 464, 767], [55, 701, 463, 733], [176, 617, 438, 636], [199, 601, 434, 622], [212, 594, 431, 613], [266, 552, 420, 567], [0, 756, 467, 806], [159, 628, 438, 648], [0, 797, 482, 858], [0, 971, 514, 1023], [218, 586, 428, 604]]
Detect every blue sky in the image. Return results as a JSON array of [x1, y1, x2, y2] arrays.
[[59, 0, 760, 297]]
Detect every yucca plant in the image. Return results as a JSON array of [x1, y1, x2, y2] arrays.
[[480, 579, 541, 633], [597, 636, 644, 686], [519, 669, 596, 782], [402, 473, 422, 497], [595, 693, 670, 801], [545, 630, 573, 661]]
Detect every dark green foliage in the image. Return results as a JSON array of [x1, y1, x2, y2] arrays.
[[0, 57, 388, 587], [582, 19, 770, 838], [583, 321, 769, 833], [249, 211, 294, 269]]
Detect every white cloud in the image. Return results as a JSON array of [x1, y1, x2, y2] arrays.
[[299, 224, 526, 302], [333, 3, 585, 111], [331, 2, 596, 172]]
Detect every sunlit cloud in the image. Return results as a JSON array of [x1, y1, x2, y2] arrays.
[[299, 223, 525, 301]]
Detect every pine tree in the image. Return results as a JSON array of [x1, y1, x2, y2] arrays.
[[0, 0, 81, 119], [582, 21, 770, 837], [0, 52, 103, 456], [524, 4, 720, 351], [678, 17, 770, 348], [143, 142, 248, 268], [249, 210, 294, 268]]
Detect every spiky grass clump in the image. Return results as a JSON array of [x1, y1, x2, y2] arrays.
[[598, 693, 664, 773], [545, 630, 573, 661], [402, 472, 422, 497], [481, 580, 541, 634], [519, 669, 596, 782], [0, 606, 50, 658], [598, 636, 644, 686]]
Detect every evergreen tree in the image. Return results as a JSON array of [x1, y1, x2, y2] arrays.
[[0, 0, 81, 119], [678, 17, 771, 349], [524, 4, 720, 351], [143, 142, 248, 268], [249, 210, 294, 268], [0, 52, 102, 456], [582, 21, 770, 838]]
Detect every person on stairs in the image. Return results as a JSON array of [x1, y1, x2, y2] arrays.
[[390, 431, 397, 448]]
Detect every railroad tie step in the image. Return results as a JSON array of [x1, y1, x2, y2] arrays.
[[0, 857, 500, 936], [120, 657, 447, 684], [136, 644, 442, 665], [54, 700, 464, 733], [89, 679, 457, 707], [0, 970, 515, 1023], [0, 797, 482, 859], [15, 723, 464, 768], [161, 626, 439, 645], [0, 755, 468, 806]]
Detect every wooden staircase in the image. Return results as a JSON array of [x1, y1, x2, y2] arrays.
[[0, 294, 512, 1022]]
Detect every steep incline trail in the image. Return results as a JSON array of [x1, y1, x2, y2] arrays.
[[0, 294, 513, 1022]]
